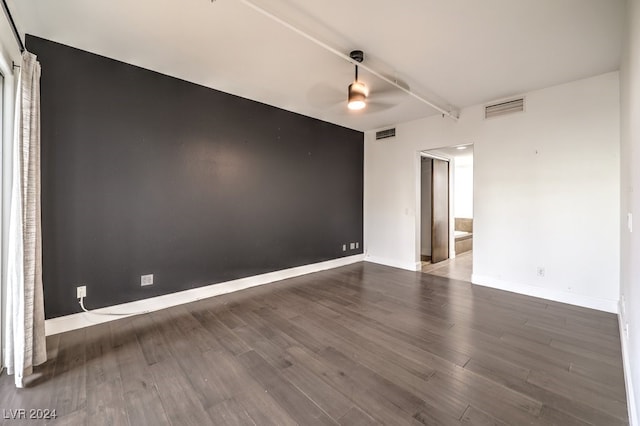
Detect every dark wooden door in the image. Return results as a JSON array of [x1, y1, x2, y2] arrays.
[[431, 158, 449, 263]]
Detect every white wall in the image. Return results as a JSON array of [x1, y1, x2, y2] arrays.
[[619, 0, 640, 423], [364, 72, 620, 312], [453, 155, 473, 218]]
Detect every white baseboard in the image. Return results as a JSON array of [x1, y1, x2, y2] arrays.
[[619, 306, 638, 426], [471, 274, 619, 314], [45, 254, 365, 336], [364, 255, 421, 272]]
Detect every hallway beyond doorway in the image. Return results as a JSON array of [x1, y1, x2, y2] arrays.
[[421, 250, 472, 282]]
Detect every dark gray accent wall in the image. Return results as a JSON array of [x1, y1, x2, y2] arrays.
[[27, 35, 363, 319]]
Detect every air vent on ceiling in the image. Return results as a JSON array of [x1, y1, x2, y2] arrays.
[[485, 98, 525, 119], [376, 128, 396, 140]]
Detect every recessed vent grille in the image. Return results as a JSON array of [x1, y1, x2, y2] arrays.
[[485, 98, 525, 119], [376, 128, 396, 140]]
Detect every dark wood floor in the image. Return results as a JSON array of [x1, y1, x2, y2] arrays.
[[0, 262, 628, 425], [421, 251, 473, 282]]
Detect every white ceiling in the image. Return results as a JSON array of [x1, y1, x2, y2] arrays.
[[9, 0, 625, 131]]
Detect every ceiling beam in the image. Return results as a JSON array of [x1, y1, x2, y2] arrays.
[[237, 0, 459, 121]]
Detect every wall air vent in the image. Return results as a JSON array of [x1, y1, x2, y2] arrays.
[[376, 128, 396, 140], [485, 98, 525, 119]]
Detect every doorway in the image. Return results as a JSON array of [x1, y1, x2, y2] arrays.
[[420, 155, 449, 264], [419, 144, 474, 281]]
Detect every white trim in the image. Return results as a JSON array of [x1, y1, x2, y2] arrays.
[[45, 254, 365, 336], [364, 255, 421, 272], [419, 152, 451, 162], [619, 306, 638, 426], [414, 150, 423, 267], [0, 26, 19, 373], [471, 274, 619, 314]]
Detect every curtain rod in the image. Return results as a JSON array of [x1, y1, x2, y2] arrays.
[[1, 0, 25, 53]]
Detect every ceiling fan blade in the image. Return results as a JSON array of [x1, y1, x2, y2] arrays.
[[366, 81, 410, 103], [307, 83, 344, 108], [366, 101, 395, 113]]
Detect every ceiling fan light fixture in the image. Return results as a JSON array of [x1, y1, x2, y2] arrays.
[[347, 50, 367, 111], [348, 81, 367, 110]]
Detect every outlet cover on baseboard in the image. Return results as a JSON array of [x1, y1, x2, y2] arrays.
[[141, 274, 154, 286]]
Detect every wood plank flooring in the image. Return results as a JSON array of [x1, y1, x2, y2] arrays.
[[0, 262, 628, 425], [421, 250, 472, 282]]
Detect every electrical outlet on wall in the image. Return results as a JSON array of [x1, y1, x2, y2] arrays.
[[536, 267, 545, 277], [76, 285, 86, 299], [350, 242, 356, 250], [342, 244, 347, 251], [625, 323, 630, 339], [141, 274, 154, 286]]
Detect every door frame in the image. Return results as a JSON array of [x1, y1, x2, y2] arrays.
[[0, 54, 19, 373], [415, 150, 456, 268]]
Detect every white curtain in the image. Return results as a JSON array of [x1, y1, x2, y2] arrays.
[[3, 51, 46, 388]]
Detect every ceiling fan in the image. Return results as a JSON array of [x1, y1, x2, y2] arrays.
[[347, 50, 367, 110], [307, 50, 407, 114], [238, 0, 459, 120]]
